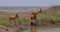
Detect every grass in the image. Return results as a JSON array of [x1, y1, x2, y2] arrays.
[[0, 16, 29, 31], [0, 17, 11, 27], [37, 13, 60, 25], [0, 12, 60, 27], [0, 12, 60, 31]]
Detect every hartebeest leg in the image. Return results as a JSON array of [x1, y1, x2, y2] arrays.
[[30, 20, 37, 32], [30, 26, 37, 32]]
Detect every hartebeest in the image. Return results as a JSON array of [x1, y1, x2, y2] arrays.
[[30, 9, 42, 32], [7, 13, 18, 26], [30, 9, 42, 26]]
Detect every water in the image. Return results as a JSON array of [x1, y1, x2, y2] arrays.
[[23, 28, 60, 32], [37, 28, 60, 32]]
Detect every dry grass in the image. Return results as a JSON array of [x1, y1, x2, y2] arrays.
[[0, 5, 60, 32]]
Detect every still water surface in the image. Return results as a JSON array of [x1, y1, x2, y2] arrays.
[[23, 28, 60, 32]]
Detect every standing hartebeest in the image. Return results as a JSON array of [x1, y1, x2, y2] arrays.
[[30, 9, 42, 26], [30, 9, 42, 32], [7, 13, 18, 27], [7, 13, 22, 32]]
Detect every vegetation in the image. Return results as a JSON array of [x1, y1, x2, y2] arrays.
[[0, 5, 60, 31], [0, 12, 60, 27], [37, 13, 60, 25]]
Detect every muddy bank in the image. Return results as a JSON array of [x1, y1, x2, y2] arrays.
[[0, 24, 60, 32]]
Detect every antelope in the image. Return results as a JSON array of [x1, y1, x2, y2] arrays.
[[30, 9, 42, 26], [30, 9, 42, 32], [7, 13, 18, 26]]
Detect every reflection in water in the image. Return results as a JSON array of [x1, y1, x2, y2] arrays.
[[23, 28, 60, 32], [30, 26, 37, 32]]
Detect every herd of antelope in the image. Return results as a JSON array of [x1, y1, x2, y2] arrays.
[[7, 9, 42, 27], [6, 9, 42, 32]]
